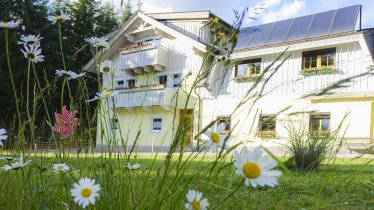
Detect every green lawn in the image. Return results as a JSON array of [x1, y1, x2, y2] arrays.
[[0, 154, 373, 209]]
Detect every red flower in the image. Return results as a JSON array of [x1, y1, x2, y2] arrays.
[[53, 106, 80, 139]]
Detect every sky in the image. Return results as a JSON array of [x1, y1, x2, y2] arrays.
[[111, 0, 374, 29]]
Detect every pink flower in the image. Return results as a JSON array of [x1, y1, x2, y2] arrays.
[[53, 106, 80, 139]]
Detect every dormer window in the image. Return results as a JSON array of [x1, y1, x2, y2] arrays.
[[234, 59, 261, 77]]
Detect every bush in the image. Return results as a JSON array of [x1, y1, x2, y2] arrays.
[[284, 118, 344, 171]]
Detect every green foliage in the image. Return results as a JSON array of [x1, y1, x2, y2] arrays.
[[121, 0, 133, 24], [285, 119, 343, 171]]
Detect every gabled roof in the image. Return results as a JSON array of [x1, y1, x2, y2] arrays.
[[235, 5, 361, 50], [84, 12, 208, 72]]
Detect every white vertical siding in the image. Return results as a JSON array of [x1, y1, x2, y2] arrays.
[[210, 40, 374, 99]]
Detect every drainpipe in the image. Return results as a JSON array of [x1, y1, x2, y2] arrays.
[[198, 16, 213, 43]]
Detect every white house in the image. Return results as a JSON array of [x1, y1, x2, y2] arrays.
[[85, 5, 374, 152]]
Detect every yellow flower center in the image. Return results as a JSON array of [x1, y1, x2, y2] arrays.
[[81, 187, 92, 198], [242, 162, 261, 179], [57, 165, 65, 170], [3, 22, 8, 24], [27, 41, 35, 45], [56, 16, 61, 19], [191, 199, 200, 210], [104, 93, 111, 97], [210, 132, 220, 143], [103, 66, 110, 72], [11, 162, 20, 168]]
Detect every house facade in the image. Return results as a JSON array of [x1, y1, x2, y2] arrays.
[[85, 5, 374, 152]]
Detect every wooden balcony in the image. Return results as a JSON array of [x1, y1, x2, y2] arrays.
[[112, 86, 177, 111], [119, 46, 168, 74]]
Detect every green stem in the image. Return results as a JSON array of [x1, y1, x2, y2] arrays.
[[26, 60, 35, 143], [4, 29, 21, 127], [58, 21, 66, 70]]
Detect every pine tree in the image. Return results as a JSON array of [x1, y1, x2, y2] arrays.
[[136, 0, 143, 13], [121, 0, 133, 24], [96, 2, 119, 35]]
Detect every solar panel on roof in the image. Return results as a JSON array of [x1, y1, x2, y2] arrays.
[[235, 5, 361, 50], [307, 10, 335, 38], [246, 23, 274, 47], [236, 27, 256, 49], [266, 19, 293, 45], [285, 15, 313, 42], [329, 6, 359, 34]]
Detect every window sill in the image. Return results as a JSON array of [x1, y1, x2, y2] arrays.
[[256, 130, 276, 137], [233, 74, 260, 83], [301, 66, 335, 76]]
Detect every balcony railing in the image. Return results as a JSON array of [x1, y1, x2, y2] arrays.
[[119, 46, 168, 73], [112, 86, 177, 110]]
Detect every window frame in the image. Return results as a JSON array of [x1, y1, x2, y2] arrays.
[[258, 114, 276, 132], [302, 48, 336, 70], [234, 58, 262, 77], [309, 113, 331, 133], [126, 79, 136, 88], [158, 75, 168, 86], [150, 116, 163, 133], [173, 73, 182, 88], [216, 116, 231, 132]]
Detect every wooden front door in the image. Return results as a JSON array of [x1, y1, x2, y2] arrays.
[[180, 109, 194, 145]]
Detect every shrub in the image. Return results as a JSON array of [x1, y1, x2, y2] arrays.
[[284, 117, 344, 171]]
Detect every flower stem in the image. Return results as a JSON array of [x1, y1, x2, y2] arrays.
[[58, 21, 66, 70], [4, 29, 21, 127]]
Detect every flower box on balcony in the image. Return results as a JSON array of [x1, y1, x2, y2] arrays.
[[118, 42, 155, 55], [233, 74, 260, 82], [256, 130, 276, 137], [301, 66, 335, 76]]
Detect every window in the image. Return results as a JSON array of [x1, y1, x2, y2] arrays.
[[127, 79, 136, 88], [235, 59, 261, 77], [116, 80, 125, 89], [173, 74, 182, 87], [259, 115, 276, 131], [309, 113, 330, 132], [302, 48, 336, 69], [159, 75, 167, 85], [151, 117, 162, 132], [217, 116, 231, 132], [111, 118, 118, 130]]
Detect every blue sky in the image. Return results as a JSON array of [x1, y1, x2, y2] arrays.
[[113, 0, 374, 29]]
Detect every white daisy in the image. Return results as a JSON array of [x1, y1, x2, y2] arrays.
[[126, 163, 140, 170], [85, 37, 109, 49], [70, 177, 100, 209], [233, 146, 282, 188], [0, 156, 14, 161], [1, 156, 32, 171], [86, 90, 119, 102], [99, 60, 114, 73], [21, 45, 44, 63], [52, 163, 70, 172], [67, 71, 86, 80], [0, 20, 20, 29], [55, 69, 86, 80], [55, 69, 70, 77], [48, 11, 71, 24], [204, 123, 229, 151], [0, 128, 7, 146], [17, 34, 42, 47], [185, 189, 209, 210]]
